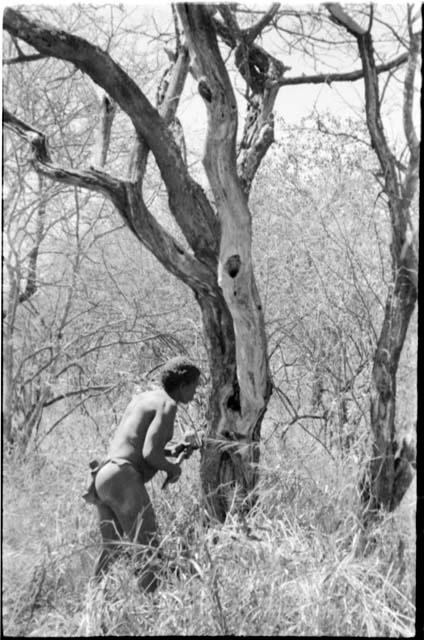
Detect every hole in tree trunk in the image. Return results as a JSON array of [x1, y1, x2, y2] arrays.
[[225, 254, 241, 278], [226, 380, 240, 412]]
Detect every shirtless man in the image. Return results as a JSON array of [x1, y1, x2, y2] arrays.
[[92, 356, 201, 591]]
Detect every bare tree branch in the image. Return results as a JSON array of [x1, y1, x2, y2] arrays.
[[277, 52, 408, 86], [129, 43, 190, 185], [43, 384, 117, 407], [243, 4, 280, 43], [16, 174, 46, 305], [210, 8, 290, 195], [93, 94, 117, 168], [3, 107, 127, 207], [211, 4, 406, 197], [403, 21, 420, 158], [217, 4, 241, 39], [325, 8, 400, 195], [3, 53, 47, 64], [3, 7, 219, 264], [3, 107, 217, 297], [325, 2, 366, 36], [121, 181, 219, 296]]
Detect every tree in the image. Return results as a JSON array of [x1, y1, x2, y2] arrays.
[[3, 4, 418, 521], [325, 3, 419, 515]]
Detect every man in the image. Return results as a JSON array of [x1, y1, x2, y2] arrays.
[[90, 356, 201, 591]]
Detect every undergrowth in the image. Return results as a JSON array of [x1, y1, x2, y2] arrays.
[[2, 416, 416, 637]]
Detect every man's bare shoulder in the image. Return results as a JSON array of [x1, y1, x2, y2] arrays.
[[130, 388, 177, 413]]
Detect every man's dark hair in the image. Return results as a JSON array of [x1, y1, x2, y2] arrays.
[[160, 356, 201, 393]]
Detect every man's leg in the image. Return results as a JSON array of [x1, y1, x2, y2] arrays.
[[93, 503, 124, 580], [96, 462, 160, 591], [113, 481, 159, 592]]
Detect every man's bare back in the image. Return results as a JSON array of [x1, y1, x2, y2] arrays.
[[108, 388, 177, 483]]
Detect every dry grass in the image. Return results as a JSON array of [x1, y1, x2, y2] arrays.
[[2, 416, 416, 636]]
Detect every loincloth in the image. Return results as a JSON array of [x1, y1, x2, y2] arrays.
[[82, 457, 144, 505]]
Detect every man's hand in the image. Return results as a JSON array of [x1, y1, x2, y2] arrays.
[[162, 432, 203, 490], [181, 429, 198, 447], [164, 429, 202, 459], [162, 462, 182, 489]]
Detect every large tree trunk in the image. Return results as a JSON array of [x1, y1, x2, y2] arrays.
[[366, 258, 417, 513], [198, 293, 272, 521], [179, 5, 273, 521]]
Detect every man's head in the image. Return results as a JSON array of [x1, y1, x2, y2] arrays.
[[160, 356, 201, 403]]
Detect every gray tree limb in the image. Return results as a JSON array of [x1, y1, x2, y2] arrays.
[[3, 7, 219, 265]]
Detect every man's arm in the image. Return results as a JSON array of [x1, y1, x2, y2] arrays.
[[142, 402, 181, 477], [164, 429, 200, 457]]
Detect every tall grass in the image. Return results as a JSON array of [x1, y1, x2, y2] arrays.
[[3, 413, 416, 636]]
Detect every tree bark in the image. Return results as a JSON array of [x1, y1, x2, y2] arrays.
[[367, 268, 416, 512], [178, 5, 273, 519], [197, 291, 271, 520]]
